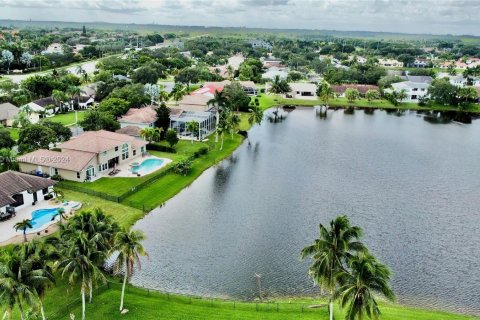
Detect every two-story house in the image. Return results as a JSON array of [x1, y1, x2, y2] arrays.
[[390, 81, 429, 102], [18, 130, 147, 182]]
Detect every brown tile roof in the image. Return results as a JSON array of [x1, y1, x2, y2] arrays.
[[332, 84, 379, 95], [0, 102, 19, 120], [0, 171, 56, 207], [116, 125, 142, 137], [60, 130, 138, 153], [132, 139, 148, 149], [18, 149, 96, 172], [178, 95, 211, 112], [118, 106, 157, 124]]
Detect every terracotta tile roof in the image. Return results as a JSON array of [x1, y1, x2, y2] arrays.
[[18, 149, 96, 172], [116, 125, 142, 137], [118, 106, 158, 124], [0, 171, 56, 207], [59, 130, 138, 153]]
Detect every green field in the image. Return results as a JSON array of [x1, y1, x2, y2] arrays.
[[48, 111, 87, 126], [39, 280, 478, 320], [255, 94, 480, 113]]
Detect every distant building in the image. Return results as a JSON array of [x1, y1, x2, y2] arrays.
[[0, 102, 19, 127], [437, 73, 480, 87], [332, 84, 380, 98], [118, 105, 158, 130], [286, 83, 317, 99], [262, 66, 289, 81], [390, 81, 429, 102], [249, 39, 273, 51], [378, 58, 404, 68], [412, 58, 429, 68], [41, 43, 64, 55]]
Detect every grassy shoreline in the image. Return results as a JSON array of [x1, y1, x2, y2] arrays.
[[43, 280, 478, 320], [49, 108, 478, 319], [257, 93, 480, 113]]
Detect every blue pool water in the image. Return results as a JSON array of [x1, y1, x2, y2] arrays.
[[29, 208, 59, 230], [136, 158, 164, 174]]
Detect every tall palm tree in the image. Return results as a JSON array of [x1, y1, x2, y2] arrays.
[[66, 86, 81, 110], [228, 112, 241, 139], [14, 219, 33, 243], [186, 120, 199, 144], [19, 240, 56, 320], [56, 231, 106, 320], [59, 209, 119, 303], [300, 216, 365, 320], [208, 90, 228, 143], [269, 75, 291, 94], [112, 229, 147, 312], [159, 90, 170, 103], [51, 90, 68, 113], [0, 247, 50, 320], [335, 253, 395, 320]]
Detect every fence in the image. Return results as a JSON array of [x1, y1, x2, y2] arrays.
[[57, 151, 204, 212], [47, 280, 325, 319]]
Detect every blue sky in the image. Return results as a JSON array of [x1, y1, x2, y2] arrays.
[[0, 0, 479, 36]]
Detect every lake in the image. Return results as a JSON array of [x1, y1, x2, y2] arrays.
[[132, 108, 480, 316]]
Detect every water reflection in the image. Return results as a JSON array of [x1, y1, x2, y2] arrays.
[[132, 108, 480, 316]]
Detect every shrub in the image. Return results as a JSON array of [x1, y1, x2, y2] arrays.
[[146, 143, 177, 153], [173, 158, 192, 176]]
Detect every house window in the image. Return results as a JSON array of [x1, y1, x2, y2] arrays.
[[412, 95, 417, 99], [133, 150, 137, 156], [412, 88, 418, 91], [77, 172, 80, 179], [54, 168, 59, 175], [115, 146, 119, 152], [42, 188, 48, 195], [121, 143, 129, 160], [141, 146, 145, 153]]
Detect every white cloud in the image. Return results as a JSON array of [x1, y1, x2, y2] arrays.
[[0, 0, 478, 35]]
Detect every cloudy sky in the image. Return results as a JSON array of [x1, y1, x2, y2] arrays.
[[0, 0, 479, 36]]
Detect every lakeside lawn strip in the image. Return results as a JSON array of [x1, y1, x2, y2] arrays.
[[255, 94, 480, 113], [44, 280, 478, 320]]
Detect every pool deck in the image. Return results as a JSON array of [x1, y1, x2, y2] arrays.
[[103, 155, 172, 178], [0, 200, 81, 245]]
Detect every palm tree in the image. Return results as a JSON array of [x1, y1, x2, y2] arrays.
[[228, 112, 241, 139], [186, 120, 199, 144], [300, 216, 366, 320], [112, 229, 147, 312], [56, 231, 106, 320], [139, 127, 162, 144], [52, 207, 67, 224], [48, 186, 64, 201], [395, 89, 408, 103], [0, 247, 51, 320], [335, 253, 395, 320], [317, 81, 334, 106], [248, 106, 263, 127], [14, 219, 33, 243], [159, 90, 170, 102], [59, 209, 119, 304], [207, 89, 228, 111], [269, 75, 291, 94], [51, 90, 68, 113], [19, 240, 56, 320], [226, 65, 234, 80], [66, 86, 81, 110], [170, 84, 186, 104]]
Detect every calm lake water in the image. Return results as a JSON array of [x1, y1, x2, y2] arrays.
[[132, 108, 480, 316]]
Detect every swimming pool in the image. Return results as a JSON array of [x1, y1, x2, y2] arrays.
[[29, 208, 59, 231], [131, 158, 164, 175]]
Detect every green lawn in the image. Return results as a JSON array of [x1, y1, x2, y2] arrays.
[[60, 189, 143, 228], [6, 127, 19, 140], [47, 111, 87, 126], [121, 134, 242, 210], [43, 281, 478, 320], [59, 133, 243, 213], [254, 94, 480, 113]]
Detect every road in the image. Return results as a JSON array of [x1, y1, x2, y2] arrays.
[[3, 59, 100, 84]]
